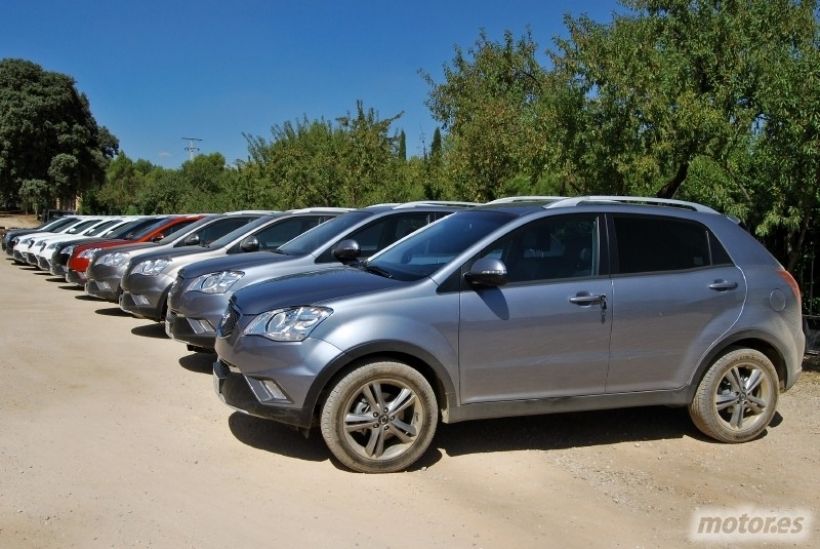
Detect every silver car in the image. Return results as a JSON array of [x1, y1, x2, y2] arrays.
[[213, 196, 804, 473]]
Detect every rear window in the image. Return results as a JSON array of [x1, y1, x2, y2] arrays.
[[613, 215, 727, 274]]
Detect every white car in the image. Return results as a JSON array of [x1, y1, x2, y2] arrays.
[[35, 217, 143, 270]]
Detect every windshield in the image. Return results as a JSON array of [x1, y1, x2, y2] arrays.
[[366, 210, 516, 282], [85, 219, 121, 236], [67, 219, 102, 235], [155, 216, 214, 244], [207, 215, 280, 249], [277, 211, 372, 256], [108, 217, 159, 239], [44, 217, 78, 232]]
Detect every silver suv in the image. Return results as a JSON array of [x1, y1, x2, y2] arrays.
[[213, 196, 804, 473]]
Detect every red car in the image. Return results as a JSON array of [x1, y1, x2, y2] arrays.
[[65, 215, 204, 285]]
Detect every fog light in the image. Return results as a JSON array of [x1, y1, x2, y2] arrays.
[[132, 294, 150, 306], [261, 379, 288, 400], [96, 281, 111, 291]]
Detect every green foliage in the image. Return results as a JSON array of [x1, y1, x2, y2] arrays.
[[0, 58, 118, 207]]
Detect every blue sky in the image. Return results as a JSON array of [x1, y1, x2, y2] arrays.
[[1, 0, 623, 167]]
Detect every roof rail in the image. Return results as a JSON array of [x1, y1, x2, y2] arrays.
[[546, 196, 719, 214], [486, 195, 568, 204], [393, 200, 477, 209], [285, 207, 356, 214], [224, 209, 280, 215]]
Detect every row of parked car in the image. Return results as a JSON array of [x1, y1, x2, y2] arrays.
[[3, 196, 805, 473]]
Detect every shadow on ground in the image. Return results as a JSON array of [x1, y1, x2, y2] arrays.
[[58, 285, 83, 291], [179, 352, 216, 374], [226, 402, 784, 472], [75, 294, 102, 302], [131, 323, 167, 339], [94, 306, 130, 316], [45, 277, 65, 283]]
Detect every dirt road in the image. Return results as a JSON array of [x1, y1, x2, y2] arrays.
[[1, 256, 818, 548]]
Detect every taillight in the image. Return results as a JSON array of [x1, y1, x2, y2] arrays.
[[777, 268, 801, 303]]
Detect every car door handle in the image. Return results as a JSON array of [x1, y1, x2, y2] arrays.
[[569, 293, 607, 308], [709, 280, 738, 291]]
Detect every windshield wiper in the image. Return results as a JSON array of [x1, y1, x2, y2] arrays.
[[363, 264, 393, 279]]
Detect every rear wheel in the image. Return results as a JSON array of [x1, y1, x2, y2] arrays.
[[320, 360, 437, 473], [689, 348, 778, 443]]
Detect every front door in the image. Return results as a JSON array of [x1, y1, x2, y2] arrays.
[[458, 214, 613, 403]]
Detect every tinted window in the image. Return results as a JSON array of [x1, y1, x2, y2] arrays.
[[158, 219, 197, 239], [477, 215, 600, 283], [614, 215, 711, 274], [254, 217, 325, 250], [67, 219, 102, 234], [277, 211, 372, 256], [194, 217, 256, 246], [113, 218, 163, 239], [318, 212, 439, 262], [85, 220, 121, 236], [208, 215, 280, 249], [368, 210, 515, 281]]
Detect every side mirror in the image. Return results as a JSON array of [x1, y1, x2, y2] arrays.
[[332, 239, 361, 264], [240, 235, 260, 252], [182, 233, 201, 246], [151, 233, 165, 243], [465, 257, 508, 287]]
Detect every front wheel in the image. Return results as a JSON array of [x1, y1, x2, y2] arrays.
[[320, 361, 438, 473], [689, 348, 779, 443]]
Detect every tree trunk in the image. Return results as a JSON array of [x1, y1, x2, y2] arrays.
[[656, 162, 689, 199]]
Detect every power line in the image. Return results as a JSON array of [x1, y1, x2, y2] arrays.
[[181, 137, 203, 160]]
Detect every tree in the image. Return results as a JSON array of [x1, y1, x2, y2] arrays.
[[0, 59, 118, 206], [424, 30, 548, 201], [398, 130, 407, 161]]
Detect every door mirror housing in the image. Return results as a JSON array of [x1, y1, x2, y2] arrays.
[[240, 235, 260, 252], [332, 239, 361, 264], [466, 257, 508, 287], [182, 233, 200, 246]]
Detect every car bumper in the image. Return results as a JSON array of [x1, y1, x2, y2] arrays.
[[25, 252, 39, 266], [213, 360, 315, 428], [119, 272, 175, 321], [166, 309, 217, 350], [66, 269, 87, 286], [37, 256, 51, 271], [213, 331, 345, 428], [50, 260, 67, 277], [85, 264, 126, 301]]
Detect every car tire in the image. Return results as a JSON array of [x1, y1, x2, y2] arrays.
[[689, 348, 779, 443], [320, 360, 438, 473]]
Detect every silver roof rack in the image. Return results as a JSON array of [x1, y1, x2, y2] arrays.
[[285, 207, 355, 214], [393, 200, 477, 209], [486, 195, 567, 204], [546, 196, 719, 214], [224, 209, 280, 215]]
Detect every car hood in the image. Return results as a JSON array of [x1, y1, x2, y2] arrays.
[[179, 251, 297, 279], [94, 241, 160, 257], [232, 266, 402, 315], [129, 245, 214, 265]]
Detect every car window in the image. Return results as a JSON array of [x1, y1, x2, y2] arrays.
[[367, 210, 515, 281], [67, 219, 101, 234], [316, 212, 439, 262], [156, 219, 197, 240], [254, 217, 325, 250], [477, 214, 600, 283], [277, 211, 372, 256], [194, 217, 256, 246], [614, 215, 712, 274], [85, 220, 121, 236]]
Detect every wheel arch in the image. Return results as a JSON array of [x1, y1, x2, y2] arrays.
[[304, 341, 458, 426], [690, 331, 788, 400]]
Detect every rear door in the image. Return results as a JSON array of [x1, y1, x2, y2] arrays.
[[605, 214, 745, 393]]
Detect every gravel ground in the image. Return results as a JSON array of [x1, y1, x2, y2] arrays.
[[0, 253, 818, 548]]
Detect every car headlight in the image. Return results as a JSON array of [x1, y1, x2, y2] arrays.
[[133, 258, 170, 276], [78, 247, 99, 259], [46, 242, 59, 250], [244, 306, 332, 342], [99, 252, 128, 267], [193, 271, 244, 294]]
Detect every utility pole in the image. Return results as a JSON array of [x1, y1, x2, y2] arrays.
[[182, 137, 203, 161]]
